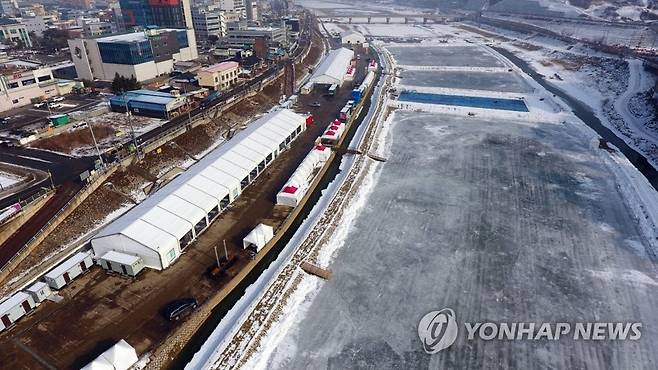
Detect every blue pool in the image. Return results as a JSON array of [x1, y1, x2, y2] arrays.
[[399, 92, 529, 112]]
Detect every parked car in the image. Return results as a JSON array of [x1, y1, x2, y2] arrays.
[[308, 101, 321, 107], [48, 103, 62, 109], [51, 96, 65, 102], [33, 102, 47, 108], [162, 298, 198, 321]]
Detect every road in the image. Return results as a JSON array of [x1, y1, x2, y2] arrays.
[[0, 147, 94, 209]]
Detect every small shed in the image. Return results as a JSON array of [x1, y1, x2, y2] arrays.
[[43, 252, 93, 290], [98, 251, 145, 277], [243, 224, 274, 253], [0, 292, 36, 332], [25, 281, 52, 304]]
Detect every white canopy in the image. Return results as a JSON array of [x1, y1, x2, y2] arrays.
[[309, 48, 354, 86], [100, 339, 138, 370], [243, 224, 274, 252]]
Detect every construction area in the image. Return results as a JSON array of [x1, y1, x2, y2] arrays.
[[0, 22, 375, 368]]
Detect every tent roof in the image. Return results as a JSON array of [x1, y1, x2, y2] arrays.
[[310, 48, 354, 85], [80, 357, 114, 370], [243, 224, 274, 248], [93, 109, 306, 250], [100, 339, 139, 370], [174, 185, 219, 213], [140, 207, 192, 239]]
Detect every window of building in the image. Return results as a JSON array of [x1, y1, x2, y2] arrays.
[[22, 79, 36, 86], [8, 82, 19, 89], [38, 75, 52, 82]]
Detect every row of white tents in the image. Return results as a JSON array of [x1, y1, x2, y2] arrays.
[[277, 144, 331, 207], [91, 108, 308, 270]]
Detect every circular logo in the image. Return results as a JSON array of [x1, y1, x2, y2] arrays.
[[418, 308, 458, 354]]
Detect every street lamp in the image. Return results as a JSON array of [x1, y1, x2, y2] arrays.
[[122, 90, 140, 157], [85, 121, 104, 169]]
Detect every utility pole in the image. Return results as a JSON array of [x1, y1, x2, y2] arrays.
[[223, 239, 229, 260], [214, 244, 221, 267], [122, 90, 140, 157], [47, 170, 54, 189], [86, 122, 104, 168]]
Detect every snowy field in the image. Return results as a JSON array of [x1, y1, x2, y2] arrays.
[[0, 171, 22, 189], [400, 70, 534, 93]]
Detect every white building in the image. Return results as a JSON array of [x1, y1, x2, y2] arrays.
[[43, 252, 93, 290], [0, 18, 31, 47], [0, 292, 35, 332], [218, 0, 246, 18], [68, 28, 197, 82], [192, 6, 228, 40], [341, 31, 366, 46], [0, 65, 77, 112], [98, 250, 145, 277], [25, 281, 52, 304], [277, 144, 331, 207], [303, 47, 354, 92], [91, 108, 308, 270]]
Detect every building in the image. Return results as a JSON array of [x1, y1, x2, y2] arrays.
[[192, 5, 226, 40], [25, 281, 52, 304], [119, 0, 198, 58], [224, 22, 287, 48], [0, 65, 61, 112], [109, 89, 187, 119], [0, 292, 35, 332], [98, 250, 146, 277], [341, 31, 365, 46], [303, 47, 354, 91], [83, 21, 113, 37], [68, 28, 196, 81], [218, 0, 245, 18], [245, 0, 258, 21], [91, 108, 308, 271], [0, 0, 17, 17], [0, 19, 31, 47], [198, 61, 239, 91], [43, 252, 93, 290], [277, 143, 330, 207]]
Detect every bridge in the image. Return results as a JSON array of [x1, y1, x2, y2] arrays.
[[318, 15, 456, 25]]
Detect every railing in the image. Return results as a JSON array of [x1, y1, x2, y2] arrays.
[[0, 163, 118, 273]]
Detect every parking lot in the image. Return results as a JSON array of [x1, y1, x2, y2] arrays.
[[0, 94, 105, 134]]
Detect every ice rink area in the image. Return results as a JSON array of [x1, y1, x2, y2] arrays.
[[400, 70, 534, 93], [262, 110, 658, 369]]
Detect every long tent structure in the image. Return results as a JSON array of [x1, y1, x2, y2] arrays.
[[91, 108, 308, 270], [305, 47, 354, 88]]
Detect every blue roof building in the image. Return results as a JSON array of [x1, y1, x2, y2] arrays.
[[110, 89, 187, 119]]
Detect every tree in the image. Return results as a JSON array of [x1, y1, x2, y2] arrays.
[[40, 29, 70, 51], [111, 73, 141, 94]]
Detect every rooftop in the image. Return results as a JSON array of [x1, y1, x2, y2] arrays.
[[201, 61, 239, 73]]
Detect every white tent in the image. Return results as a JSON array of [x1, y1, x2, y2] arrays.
[[80, 357, 114, 370], [308, 48, 354, 87], [91, 109, 307, 271], [81, 340, 138, 370], [101, 339, 139, 370], [243, 224, 274, 252]]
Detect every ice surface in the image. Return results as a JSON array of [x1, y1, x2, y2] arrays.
[[262, 111, 658, 369], [0, 172, 22, 189], [388, 46, 505, 68], [400, 70, 533, 93]]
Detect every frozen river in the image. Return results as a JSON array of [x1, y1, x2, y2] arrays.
[[262, 111, 658, 369], [217, 29, 658, 369]]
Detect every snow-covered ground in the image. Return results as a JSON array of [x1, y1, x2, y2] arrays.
[[0, 171, 22, 189], [194, 19, 658, 370]]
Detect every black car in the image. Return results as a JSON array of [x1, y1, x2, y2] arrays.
[[162, 298, 198, 321]]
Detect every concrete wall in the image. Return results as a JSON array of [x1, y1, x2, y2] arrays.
[[0, 191, 54, 247]]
